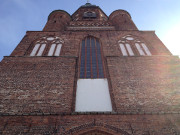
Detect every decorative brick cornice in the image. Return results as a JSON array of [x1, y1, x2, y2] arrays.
[[66, 26, 115, 31], [0, 111, 179, 116]]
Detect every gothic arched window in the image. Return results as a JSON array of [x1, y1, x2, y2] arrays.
[[30, 40, 47, 56], [80, 36, 105, 78], [76, 36, 112, 112], [29, 36, 63, 56], [48, 40, 62, 56], [118, 35, 152, 56]]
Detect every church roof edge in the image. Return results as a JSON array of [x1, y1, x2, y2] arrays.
[[80, 2, 97, 8], [48, 10, 71, 20]]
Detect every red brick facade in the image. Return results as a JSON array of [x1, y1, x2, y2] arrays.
[[0, 3, 180, 135]]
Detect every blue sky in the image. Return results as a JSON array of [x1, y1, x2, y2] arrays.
[[0, 0, 180, 61]]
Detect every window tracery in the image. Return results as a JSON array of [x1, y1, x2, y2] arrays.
[[29, 36, 63, 56], [118, 35, 152, 56]]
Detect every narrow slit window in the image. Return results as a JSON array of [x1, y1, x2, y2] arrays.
[[135, 43, 145, 55], [37, 44, 46, 56], [91, 38, 97, 78], [48, 44, 56, 56], [141, 43, 152, 56], [54, 44, 62, 56], [86, 38, 91, 78], [96, 40, 104, 78], [119, 43, 128, 56], [80, 40, 86, 78], [30, 44, 40, 56], [125, 43, 134, 56]]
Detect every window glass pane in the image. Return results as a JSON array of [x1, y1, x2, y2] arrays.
[[96, 40, 104, 78], [37, 44, 46, 56], [125, 43, 134, 56], [80, 40, 86, 78], [141, 43, 152, 56], [91, 38, 97, 78], [119, 43, 128, 56], [80, 37, 104, 78], [54, 44, 62, 56], [135, 43, 145, 55], [48, 44, 56, 56], [86, 37, 91, 78], [30, 44, 40, 56]]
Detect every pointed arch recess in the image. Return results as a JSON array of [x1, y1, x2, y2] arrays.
[[75, 36, 113, 112], [118, 34, 152, 56], [62, 122, 130, 135], [26, 36, 64, 56]]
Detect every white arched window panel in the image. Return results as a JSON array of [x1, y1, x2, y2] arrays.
[[135, 43, 145, 56], [119, 43, 128, 56], [141, 43, 152, 56], [54, 44, 62, 56], [30, 44, 40, 56], [126, 36, 134, 40], [37, 44, 46, 56], [47, 37, 55, 41], [125, 43, 134, 56], [48, 44, 56, 56]]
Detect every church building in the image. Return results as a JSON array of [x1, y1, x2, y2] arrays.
[[0, 2, 180, 135]]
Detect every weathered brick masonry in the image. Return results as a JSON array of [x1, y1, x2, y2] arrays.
[[0, 114, 179, 135], [107, 56, 180, 113], [0, 57, 77, 114], [0, 2, 180, 135]]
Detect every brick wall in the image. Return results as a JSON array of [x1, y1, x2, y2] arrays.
[[0, 57, 77, 115], [107, 56, 180, 113], [109, 10, 138, 30], [0, 114, 179, 135], [0, 7, 179, 134], [10, 31, 171, 58]]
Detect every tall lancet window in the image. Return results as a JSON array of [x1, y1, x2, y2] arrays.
[[48, 40, 62, 56], [118, 35, 152, 56], [30, 40, 47, 56], [80, 37, 104, 78], [75, 36, 112, 112]]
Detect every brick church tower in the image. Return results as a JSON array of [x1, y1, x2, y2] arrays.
[[0, 2, 180, 135]]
